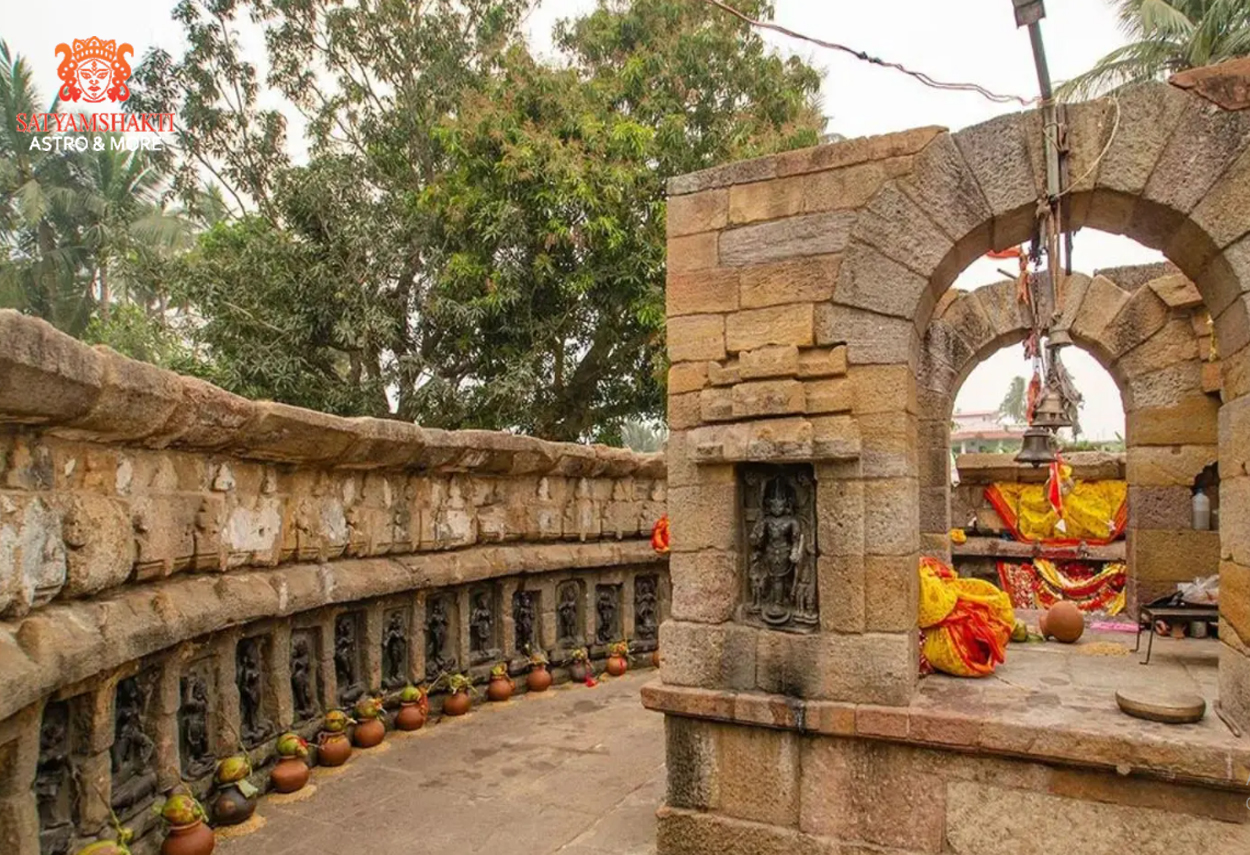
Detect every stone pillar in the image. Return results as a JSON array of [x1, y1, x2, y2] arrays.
[[151, 658, 181, 793], [270, 623, 294, 730], [363, 601, 384, 694], [1218, 390, 1250, 731], [0, 704, 41, 855]]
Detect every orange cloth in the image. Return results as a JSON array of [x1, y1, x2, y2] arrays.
[[918, 557, 1015, 678]]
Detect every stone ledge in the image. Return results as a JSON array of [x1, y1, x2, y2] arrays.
[[0, 311, 664, 477], [640, 680, 1250, 791], [0, 539, 664, 722]]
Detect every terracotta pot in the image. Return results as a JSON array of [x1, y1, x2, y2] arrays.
[[606, 655, 628, 677], [568, 661, 590, 683], [651, 650, 660, 668], [443, 689, 471, 716], [161, 819, 216, 855], [353, 716, 385, 748], [395, 701, 427, 731], [211, 784, 256, 827], [270, 756, 310, 793], [1040, 601, 1084, 644], [527, 664, 552, 692], [317, 731, 352, 767], [487, 675, 514, 702]]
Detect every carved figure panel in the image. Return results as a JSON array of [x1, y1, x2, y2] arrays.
[[178, 663, 215, 779], [335, 613, 365, 706], [382, 609, 409, 690], [513, 590, 538, 654], [741, 464, 818, 630], [469, 588, 498, 664], [111, 673, 157, 816], [595, 584, 621, 645], [634, 575, 659, 641], [425, 594, 457, 680], [556, 581, 583, 646], [37, 701, 75, 855], [236, 636, 273, 747], [290, 629, 320, 722]]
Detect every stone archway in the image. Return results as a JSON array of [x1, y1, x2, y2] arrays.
[[918, 266, 1221, 612]]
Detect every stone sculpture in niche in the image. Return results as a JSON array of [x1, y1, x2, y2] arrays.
[[556, 582, 581, 645], [37, 701, 74, 855], [111, 675, 157, 814], [382, 610, 409, 689], [469, 590, 496, 663], [237, 637, 273, 747], [513, 590, 536, 653], [595, 584, 620, 644], [634, 575, 658, 641], [425, 596, 456, 679], [335, 614, 365, 705], [178, 671, 215, 779], [290, 631, 318, 721], [742, 465, 817, 628]]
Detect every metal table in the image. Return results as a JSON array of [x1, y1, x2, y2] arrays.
[[1132, 604, 1219, 664]]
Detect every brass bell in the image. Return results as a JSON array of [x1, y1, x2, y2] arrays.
[[1015, 425, 1056, 468], [1031, 387, 1072, 431]]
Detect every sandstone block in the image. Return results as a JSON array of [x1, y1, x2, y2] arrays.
[[1069, 275, 1132, 348], [1219, 394, 1250, 477], [706, 359, 740, 387], [773, 126, 943, 178], [817, 554, 865, 633], [668, 232, 719, 274], [739, 346, 800, 380], [732, 379, 805, 419], [797, 346, 847, 379], [856, 412, 918, 480], [1126, 485, 1192, 530], [1148, 273, 1204, 309], [728, 176, 805, 225], [940, 287, 998, 356], [665, 716, 721, 810], [1096, 81, 1194, 198], [1116, 318, 1199, 379], [1144, 94, 1250, 216], [738, 256, 840, 309], [718, 725, 801, 827], [725, 305, 814, 353], [1125, 445, 1216, 488], [0, 311, 104, 426], [952, 112, 1038, 229], [669, 391, 701, 430], [803, 378, 852, 415], [1220, 560, 1250, 648], [814, 304, 916, 365], [667, 188, 728, 238], [851, 365, 918, 416], [1129, 528, 1220, 582], [1219, 640, 1250, 734], [56, 493, 135, 599], [668, 314, 726, 363], [0, 493, 67, 618], [1126, 396, 1219, 445], [669, 549, 738, 624], [668, 362, 709, 395], [1215, 293, 1250, 357], [815, 473, 864, 557], [900, 132, 993, 246], [863, 478, 920, 556], [1197, 236, 1250, 321], [850, 184, 954, 285], [803, 159, 891, 213], [811, 631, 917, 706], [668, 484, 737, 552], [667, 268, 740, 317], [659, 620, 757, 690], [1222, 475, 1250, 565], [656, 806, 827, 855], [668, 154, 778, 197], [699, 386, 734, 422], [832, 242, 930, 320], [1103, 286, 1170, 359], [1202, 361, 1222, 393], [864, 554, 918, 632], [719, 211, 855, 268]]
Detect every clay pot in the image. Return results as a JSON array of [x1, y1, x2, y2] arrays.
[[527, 664, 553, 693], [317, 731, 352, 767], [1039, 601, 1085, 644], [651, 650, 660, 668], [161, 819, 216, 855], [606, 655, 628, 677], [270, 756, 310, 793], [211, 784, 256, 827], [487, 675, 514, 702], [443, 689, 471, 716], [568, 661, 590, 683], [395, 702, 427, 731], [353, 716, 385, 748]]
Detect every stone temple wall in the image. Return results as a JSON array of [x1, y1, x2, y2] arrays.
[[0, 311, 668, 855]]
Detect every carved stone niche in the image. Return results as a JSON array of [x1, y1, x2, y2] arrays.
[[289, 628, 321, 723], [334, 613, 366, 707], [236, 636, 274, 748], [512, 589, 539, 655], [381, 608, 410, 690], [468, 587, 500, 665], [178, 661, 215, 780], [634, 574, 660, 643], [555, 580, 584, 647], [425, 593, 458, 680], [37, 700, 77, 855], [595, 584, 622, 645], [740, 464, 818, 631], [111, 672, 158, 818]]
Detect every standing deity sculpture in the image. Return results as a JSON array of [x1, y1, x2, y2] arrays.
[[290, 633, 317, 721], [557, 583, 580, 645], [179, 672, 214, 778], [111, 676, 157, 814], [634, 575, 659, 640], [425, 597, 454, 679], [595, 586, 618, 644], [745, 471, 817, 628], [469, 591, 495, 661], [513, 591, 536, 653], [382, 611, 409, 689], [335, 615, 364, 705], [237, 638, 273, 746]]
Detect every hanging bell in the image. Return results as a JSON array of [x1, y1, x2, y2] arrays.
[[1015, 425, 1056, 468], [1031, 387, 1072, 431]]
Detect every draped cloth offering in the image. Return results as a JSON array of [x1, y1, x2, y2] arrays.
[[996, 559, 1127, 615], [984, 480, 1127, 545], [918, 557, 1015, 678]]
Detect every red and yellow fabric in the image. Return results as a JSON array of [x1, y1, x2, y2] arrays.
[[996, 558, 1126, 615], [984, 479, 1127, 545], [918, 557, 1015, 678], [650, 516, 670, 554]]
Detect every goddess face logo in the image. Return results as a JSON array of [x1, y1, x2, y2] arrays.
[[55, 37, 134, 103]]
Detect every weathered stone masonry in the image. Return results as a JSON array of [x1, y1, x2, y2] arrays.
[[0, 310, 668, 855]]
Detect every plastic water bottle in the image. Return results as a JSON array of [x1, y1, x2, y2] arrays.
[[1192, 488, 1211, 531]]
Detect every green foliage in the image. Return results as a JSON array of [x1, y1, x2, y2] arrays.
[[998, 376, 1028, 424], [82, 303, 198, 371], [1060, 0, 1250, 98]]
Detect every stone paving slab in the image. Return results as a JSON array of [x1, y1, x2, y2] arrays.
[[217, 671, 664, 855]]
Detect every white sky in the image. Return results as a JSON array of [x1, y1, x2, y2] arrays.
[[8, 0, 1159, 438]]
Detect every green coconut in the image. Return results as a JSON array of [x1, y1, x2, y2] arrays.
[[76, 840, 132, 855], [1011, 620, 1029, 643], [276, 732, 308, 758], [323, 709, 351, 732], [354, 697, 383, 719], [399, 685, 424, 704], [158, 792, 204, 826], [215, 754, 251, 785]]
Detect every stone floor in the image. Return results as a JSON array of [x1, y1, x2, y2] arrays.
[[217, 669, 664, 855]]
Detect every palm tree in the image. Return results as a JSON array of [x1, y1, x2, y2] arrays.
[[998, 376, 1028, 424], [1060, 0, 1250, 99]]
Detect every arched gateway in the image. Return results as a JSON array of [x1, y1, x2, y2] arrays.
[[651, 71, 1250, 853]]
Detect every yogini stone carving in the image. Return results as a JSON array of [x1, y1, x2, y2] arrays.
[[556, 582, 581, 645], [111, 675, 157, 815], [37, 701, 74, 855], [595, 584, 620, 644], [513, 590, 537, 653], [290, 630, 318, 722], [382, 609, 409, 689], [178, 670, 215, 779], [335, 614, 365, 706], [237, 637, 273, 747], [634, 575, 658, 641], [743, 466, 818, 629], [425, 595, 456, 679], [469, 589, 496, 663]]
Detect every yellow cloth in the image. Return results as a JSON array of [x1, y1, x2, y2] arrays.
[[987, 480, 1127, 543], [918, 558, 1015, 678]]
